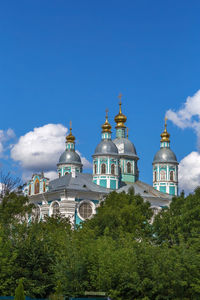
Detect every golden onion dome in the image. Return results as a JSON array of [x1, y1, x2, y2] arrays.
[[114, 94, 127, 128], [102, 110, 112, 133], [66, 121, 75, 143], [160, 117, 170, 142]]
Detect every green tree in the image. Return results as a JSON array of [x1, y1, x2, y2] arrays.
[[0, 192, 33, 228], [82, 190, 153, 239], [153, 188, 200, 246]]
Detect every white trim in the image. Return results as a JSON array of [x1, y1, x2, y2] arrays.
[[49, 200, 60, 216]]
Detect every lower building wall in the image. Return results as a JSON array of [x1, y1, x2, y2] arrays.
[[121, 174, 136, 183]]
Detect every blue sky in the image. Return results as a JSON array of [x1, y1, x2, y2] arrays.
[[1, 0, 200, 191]]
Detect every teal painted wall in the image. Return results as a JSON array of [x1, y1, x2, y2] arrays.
[[110, 180, 116, 190], [160, 186, 166, 193], [121, 174, 135, 183], [75, 211, 82, 226], [169, 186, 175, 195], [116, 127, 125, 138], [100, 179, 107, 188]]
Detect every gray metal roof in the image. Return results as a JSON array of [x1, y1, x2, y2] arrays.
[[153, 147, 178, 164], [94, 140, 118, 156], [48, 173, 110, 194], [113, 138, 138, 158], [58, 150, 82, 166], [118, 180, 172, 201], [48, 173, 171, 205]]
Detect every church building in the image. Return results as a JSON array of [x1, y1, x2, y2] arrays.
[[23, 97, 178, 226]]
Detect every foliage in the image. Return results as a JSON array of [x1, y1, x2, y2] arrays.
[[153, 188, 200, 246], [0, 187, 200, 299], [81, 190, 153, 239], [14, 278, 25, 300]]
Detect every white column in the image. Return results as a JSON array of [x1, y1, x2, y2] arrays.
[[108, 158, 110, 174]]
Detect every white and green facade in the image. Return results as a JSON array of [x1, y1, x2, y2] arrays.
[[113, 125, 139, 184], [92, 117, 119, 190], [23, 100, 179, 227], [153, 124, 179, 196]]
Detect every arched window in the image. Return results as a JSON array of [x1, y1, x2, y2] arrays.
[[32, 205, 40, 222], [59, 173, 61, 178], [52, 202, 59, 216], [170, 171, 174, 181], [127, 162, 132, 174], [43, 181, 45, 193], [101, 163, 106, 174], [29, 184, 31, 195], [79, 202, 93, 220], [65, 172, 69, 175], [111, 164, 115, 175], [160, 170, 166, 181], [154, 171, 157, 182], [34, 179, 40, 194], [94, 164, 97, 174]]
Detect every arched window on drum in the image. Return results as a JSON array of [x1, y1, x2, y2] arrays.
[[160, 170, 166, 181], [170, 171, 174, 181], [111, 164, 115, 175], [154, 171, 157, 182], [127, 162, 132, 174], [101, 163, 106, 174], [94, 164, 97, 174]]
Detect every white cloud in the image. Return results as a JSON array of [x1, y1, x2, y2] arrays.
[[11, 124, 92, 181], [166, 90, 200, 193], [179, 152, 200, 193], [11, 124, 67, 171], [44, 171, 58, 181], [166, 90, 200, 138], [77, 150, 92, 169]]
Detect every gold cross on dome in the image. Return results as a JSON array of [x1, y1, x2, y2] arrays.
[[69, 120, 72, 132], [165, 116, 168, 127], [118, 93, 122, 104], [105, 108, 109, 118]]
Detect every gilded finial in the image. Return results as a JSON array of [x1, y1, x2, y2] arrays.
[[66, 121, 75, 143], [106, 108, 109, 119], [118, 93, 122, 113], [160, 116, 170, 142], [165, 116, 167, 128], [115, 93, 127, 128], [102, 109, 112, 133]]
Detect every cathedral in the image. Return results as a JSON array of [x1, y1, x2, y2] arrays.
[[23, 97, 178, 226]]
